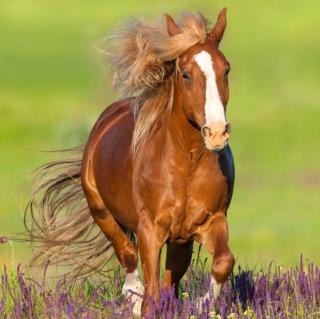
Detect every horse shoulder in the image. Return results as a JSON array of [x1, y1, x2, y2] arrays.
[[132, 126, 189, 225], [186, 151, 229, 214]]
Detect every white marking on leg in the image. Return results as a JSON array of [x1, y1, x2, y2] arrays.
[[203, 276, 222, 300], [194, 50, 226, 124], [122, 269, 144, 294], [197, 276, 222, 310], [122, 269, 144, 316], [211, 276, 222, 299]]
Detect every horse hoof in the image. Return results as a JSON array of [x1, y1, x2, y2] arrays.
[[123, 291, 143, 317], [131, 294, 143, 317]]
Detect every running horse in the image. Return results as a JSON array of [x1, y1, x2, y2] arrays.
[[25, 7, 235, 316]]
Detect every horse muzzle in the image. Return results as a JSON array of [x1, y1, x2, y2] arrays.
[[201, 122, 231, 151]]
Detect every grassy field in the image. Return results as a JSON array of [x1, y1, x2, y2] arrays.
[[0, 0, 320, 268], [1, 259, 320, 318]]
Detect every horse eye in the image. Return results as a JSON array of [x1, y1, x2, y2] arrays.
[[224, 67, 230, 77], [182, 72, 191, 81]]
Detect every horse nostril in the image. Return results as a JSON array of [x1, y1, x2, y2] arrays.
[[225, 123, 231, 134], [222, 123, 231, 138], [201, 126, 211, 138]]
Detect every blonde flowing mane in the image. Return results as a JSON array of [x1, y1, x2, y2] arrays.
[[105, 12, 211, 153]]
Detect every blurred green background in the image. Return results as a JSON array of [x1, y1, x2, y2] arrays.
[[0, 0, 319, 267]]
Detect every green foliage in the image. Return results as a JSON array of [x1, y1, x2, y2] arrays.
[[0, 0, 319, 266]]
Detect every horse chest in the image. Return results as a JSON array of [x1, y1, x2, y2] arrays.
[[168, 156, 229, 241], [135, 142, 230, 241]]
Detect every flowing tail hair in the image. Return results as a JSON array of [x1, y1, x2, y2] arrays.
[[24, 146, 115, 281]]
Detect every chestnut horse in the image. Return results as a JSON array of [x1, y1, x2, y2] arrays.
[[25, 8, 235, 316]]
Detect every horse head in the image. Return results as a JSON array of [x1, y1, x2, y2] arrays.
[[167, 8, 231, 151]]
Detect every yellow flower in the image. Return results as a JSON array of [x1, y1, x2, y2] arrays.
[[182, 292, 189, 300], [243, 306, 254, 317]]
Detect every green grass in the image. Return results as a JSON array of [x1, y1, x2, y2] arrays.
[[0, 0, 320, 267]]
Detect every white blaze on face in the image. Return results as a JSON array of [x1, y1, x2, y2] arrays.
[[194, 50, 226, 124]]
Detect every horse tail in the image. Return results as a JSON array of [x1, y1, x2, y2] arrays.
[[24, 146, 114, 281]]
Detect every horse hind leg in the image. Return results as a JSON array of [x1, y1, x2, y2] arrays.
[[162, 241, 193, 298], [82, 179, 143, 314]]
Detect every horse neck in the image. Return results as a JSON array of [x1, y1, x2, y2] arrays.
[[168, 91, 203, 156]]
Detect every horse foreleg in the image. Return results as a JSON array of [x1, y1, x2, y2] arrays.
[[162, 241, 193, 298], [198, 212, 234, 302], [137, 216, 167, 317]]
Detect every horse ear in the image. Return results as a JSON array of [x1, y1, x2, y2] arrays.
[[208, 7, 227, 44], [165, 13, 181, 36]]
